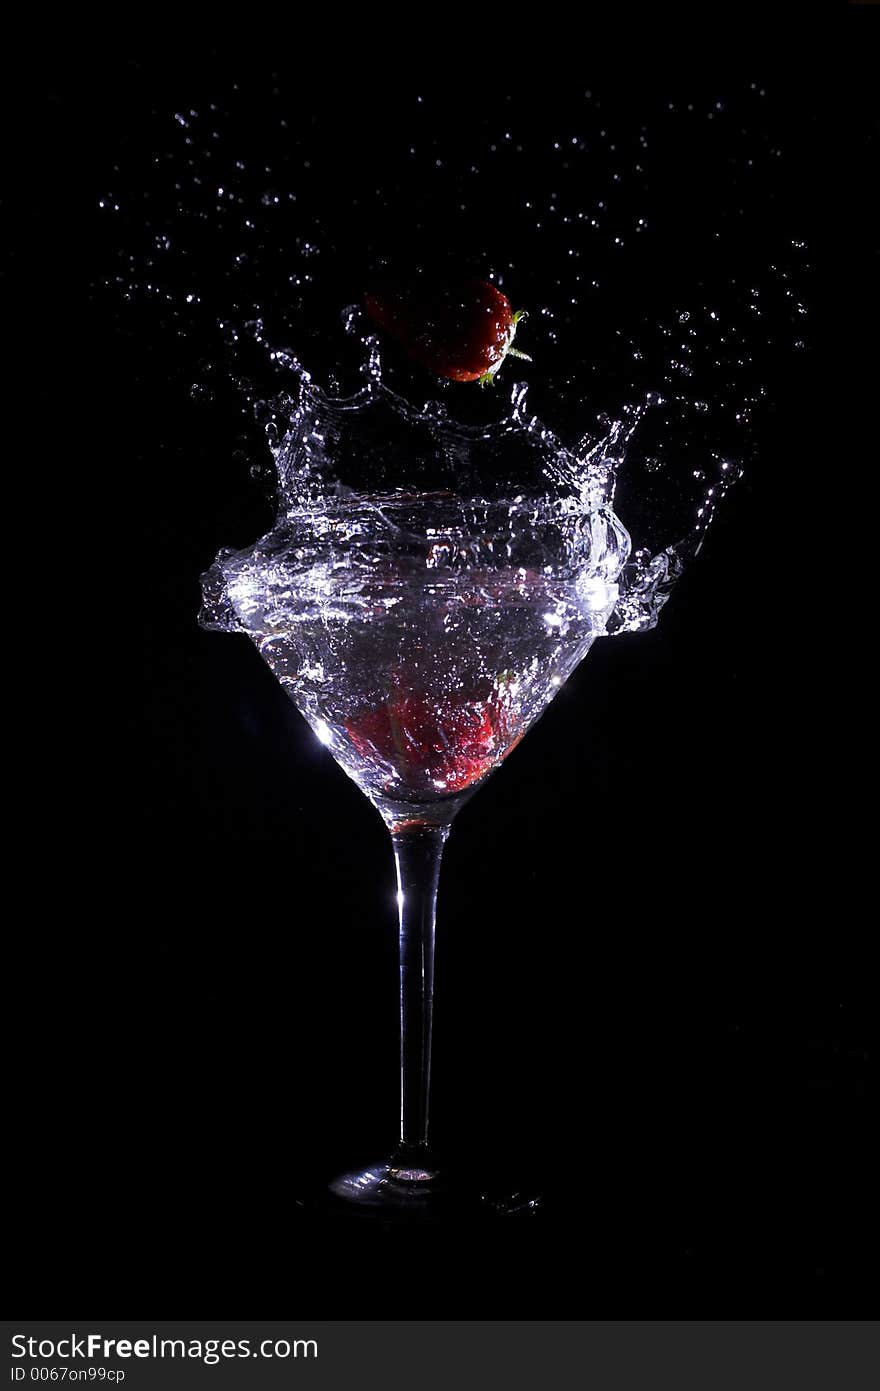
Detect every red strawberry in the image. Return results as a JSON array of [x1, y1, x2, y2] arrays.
[[364, 279, 531, 385], [346, 682, 522, 795]]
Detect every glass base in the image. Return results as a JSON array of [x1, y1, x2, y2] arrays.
[[328, 1150, 447, 1215], [326, 1149, 542, 1221]]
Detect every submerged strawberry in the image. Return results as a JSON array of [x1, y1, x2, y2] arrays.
[[346, 681, 522, 795], [364, 279, 531, 386]]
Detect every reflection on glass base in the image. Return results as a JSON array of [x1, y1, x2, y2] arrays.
[[327, 1149, 542, 1221], [329, 1150, 446, 1214]]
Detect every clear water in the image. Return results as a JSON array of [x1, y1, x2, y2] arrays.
[[95, 75, 809, 813], [197, 329, 744, 818], [201, 487, 628, 820]]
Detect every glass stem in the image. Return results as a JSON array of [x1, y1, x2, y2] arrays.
[[392, 823, 449, 1155]]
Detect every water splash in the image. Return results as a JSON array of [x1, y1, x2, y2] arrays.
[[96, 74, 808, 668], [200, 303, 741, 640]]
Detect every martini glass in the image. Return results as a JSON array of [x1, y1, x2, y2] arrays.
[[201, 383, 631, 1211]]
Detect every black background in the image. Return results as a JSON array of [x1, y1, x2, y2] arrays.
[[10, 21, 874, 1315]]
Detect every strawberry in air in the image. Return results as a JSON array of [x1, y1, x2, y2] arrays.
[[346, 680, 523, 795], [364, 279, 531, 386]]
